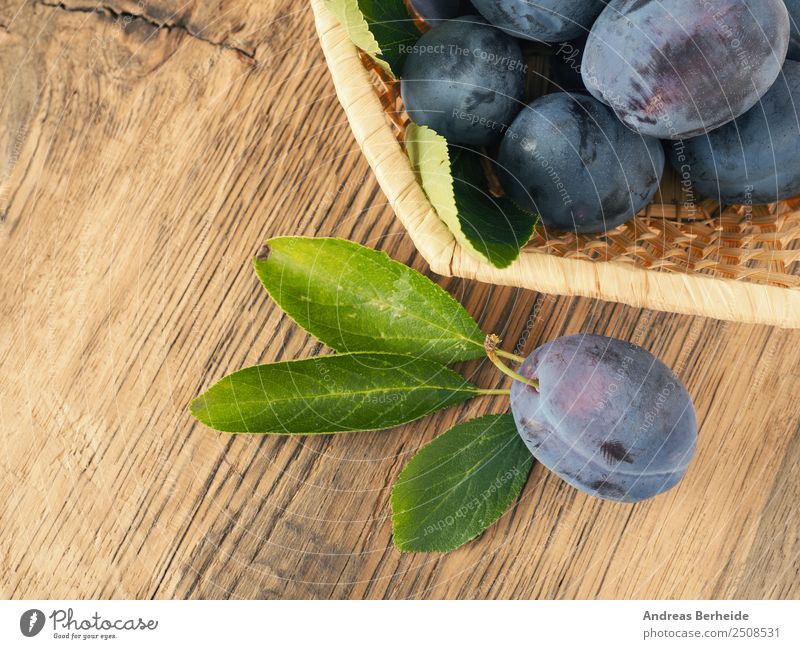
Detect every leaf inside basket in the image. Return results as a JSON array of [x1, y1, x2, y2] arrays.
[[323, 0, 419, 77], [406, 123, 538, 269]]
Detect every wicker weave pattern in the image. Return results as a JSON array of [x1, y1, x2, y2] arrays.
[[313, 0, 800, 327]]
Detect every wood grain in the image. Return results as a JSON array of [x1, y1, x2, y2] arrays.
[[0, 0, 798, 599]]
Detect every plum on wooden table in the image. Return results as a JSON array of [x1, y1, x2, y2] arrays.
[[509, 334, 697, 503]]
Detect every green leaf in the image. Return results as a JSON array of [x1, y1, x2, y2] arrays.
[[254, 237, 485, 365], [406, 123, 538, 269], [324, 0, 419, 77], [391, 413, 533, 553], [190, 353, 482, 434]]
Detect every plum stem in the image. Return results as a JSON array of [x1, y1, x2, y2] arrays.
[[478, 388, 512, 396], [485, 334, 540, 391], [495, 348, 527, 364]]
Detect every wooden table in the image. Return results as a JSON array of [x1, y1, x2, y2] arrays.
[[1, 0, 798, 599]]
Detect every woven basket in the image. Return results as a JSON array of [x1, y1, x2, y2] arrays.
[[311, 0, 800, 328]]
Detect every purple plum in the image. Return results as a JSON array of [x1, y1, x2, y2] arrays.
[[582, 0, 790, 139], [401, 16, 526, 146], [667, 60, 800, 205], [409, 0, 475, 25], [510, 334, 697, 503], [471, 0, 606, 42], [497, 92, 664, 233]]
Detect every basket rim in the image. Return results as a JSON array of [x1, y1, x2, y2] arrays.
[[311, 0, 800, 329]]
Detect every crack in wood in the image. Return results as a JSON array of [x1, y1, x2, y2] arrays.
[[37, 0, 257, 64]]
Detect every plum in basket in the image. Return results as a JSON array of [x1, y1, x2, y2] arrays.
[[471, 0, 606, 42], [582, 0, 790, 139], [409, 0, 474, 25], [401, 16, 526, 146], [667, 60, 800, 205], [497, 92, 664, 233]]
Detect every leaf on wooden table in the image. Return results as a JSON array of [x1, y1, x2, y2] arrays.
[[391, 413, 533, 553], [255, 237, 485, 365], [190, 352, 482, 434]]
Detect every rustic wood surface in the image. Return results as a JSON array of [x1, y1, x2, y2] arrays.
[[1, 0, 798, 600]]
